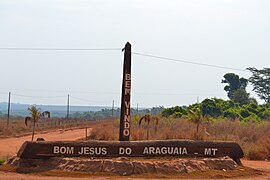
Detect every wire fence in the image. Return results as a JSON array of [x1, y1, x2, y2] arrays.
[[0, 117, 98, 137]]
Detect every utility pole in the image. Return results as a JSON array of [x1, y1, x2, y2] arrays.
[[119, 42, 132, 141], [112, 100, 114, 117], [197, 96, 199, 104], [7, 92, 11, 128], [136, 103, 139, 115], [66, 94, 70, 119]]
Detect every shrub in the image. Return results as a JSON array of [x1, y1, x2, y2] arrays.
[[240, 108, 252, 119], [243, 114, 261, 123], [201, 98, 222, 117], [161, 106, 187, 117], [223, 108, 240, 120], [259, 108, 270, 120]]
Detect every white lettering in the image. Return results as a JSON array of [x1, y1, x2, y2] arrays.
[[155, 147, 161, 154], [143, 147, 149, 154], [125, 102, 130, 111], [124, 115, 130, 122], [123, 129, 130, 136], [126, 148, 132, 155], [204, 148, 217, 155], [173, 147, 179, 154], [53, 146, 59, 154], [161, 147, 167, 154], [149, 147, 155, 154], [53, 146, 74, 154], [212, 148, 218, 155], [125, 74, 131, 80], [102, 148, 107, 155], [168, 147, 173, 154], [78, 147, 107, 155], [141, 147, 188, 155], [124, 121, 130, 128], [125, 88, 131, 95], [119, 147, 125, 155], [182, 147, 187, 155], [125, 81, 131, 88], [119, 147, 132, 155]]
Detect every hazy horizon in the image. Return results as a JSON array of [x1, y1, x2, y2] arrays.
[[1, 0, 269, 107]]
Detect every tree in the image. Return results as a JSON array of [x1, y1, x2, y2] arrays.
[[201, 98, 222, 117], [222, 73, 248, 100], [161, 106, 187, 118], [25, 106, 50, 141], [187, 108, 209, 140], [247, 67, 270, 103], [138, 114, 159, 140], [233, 89, 250, 106]]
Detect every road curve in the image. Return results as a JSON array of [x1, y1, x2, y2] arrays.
[[0, 128, 87, 157]]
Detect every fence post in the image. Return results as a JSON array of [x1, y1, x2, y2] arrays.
[[7, 92, 11, 128]]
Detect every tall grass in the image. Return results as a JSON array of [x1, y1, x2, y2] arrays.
[[88, 118, 270, 160]]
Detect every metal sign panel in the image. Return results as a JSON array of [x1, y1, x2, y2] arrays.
[[119, 42, 132, 141]]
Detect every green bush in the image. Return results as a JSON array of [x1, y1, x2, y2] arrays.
[[171, 112, 183, 118], [161, 106, 187, 117], [259, 108, 270, 120], [240, 108, 252, 119], [243, 114, 261, 123], [223, 108, 240, 120], [201, 98, 222, 117], [245, 102, 259, 114]]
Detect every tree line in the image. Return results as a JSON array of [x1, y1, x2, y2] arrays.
[[162, 67, 270, 121], [72, 67, 270, 121]]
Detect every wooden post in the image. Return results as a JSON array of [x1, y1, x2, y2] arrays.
[[119, 42, 132, 141], [7, 92, 11, 128], [85, 127, 88, 140], [112, 100, 114, 117], [66, 94, 70, 119]]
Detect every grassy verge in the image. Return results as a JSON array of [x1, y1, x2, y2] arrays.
[[88, 118, 270, 160]]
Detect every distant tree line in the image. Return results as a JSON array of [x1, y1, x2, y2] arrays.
[[161, 98, 270, 122], [162, 67, 270, 122], [71, 67, 270, 121], [70, 106, 164, 120]]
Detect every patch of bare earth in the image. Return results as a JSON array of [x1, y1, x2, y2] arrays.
[[0, 128, 87, 157]]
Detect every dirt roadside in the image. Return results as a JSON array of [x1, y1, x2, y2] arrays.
[[0, 129, 269, 179], [0, 128, 87, 157]]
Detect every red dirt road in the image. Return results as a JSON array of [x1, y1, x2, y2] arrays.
[[0, 128, 87, 157]]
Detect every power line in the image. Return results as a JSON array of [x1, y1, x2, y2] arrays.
[[134, 92, 223, 96], [70, 95, 113, 104], [1, 90, 222, 97], [0, 88, 119, 94], [0, 47, 122, 51], [0, 47, 247, 71], [133, 52, 247, 72], [12, 93, 66, 99]]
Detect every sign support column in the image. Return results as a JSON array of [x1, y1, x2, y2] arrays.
[[119, 42, 132, 141]]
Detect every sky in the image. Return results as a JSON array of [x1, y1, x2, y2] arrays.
[[0, 0, 269, 108]]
